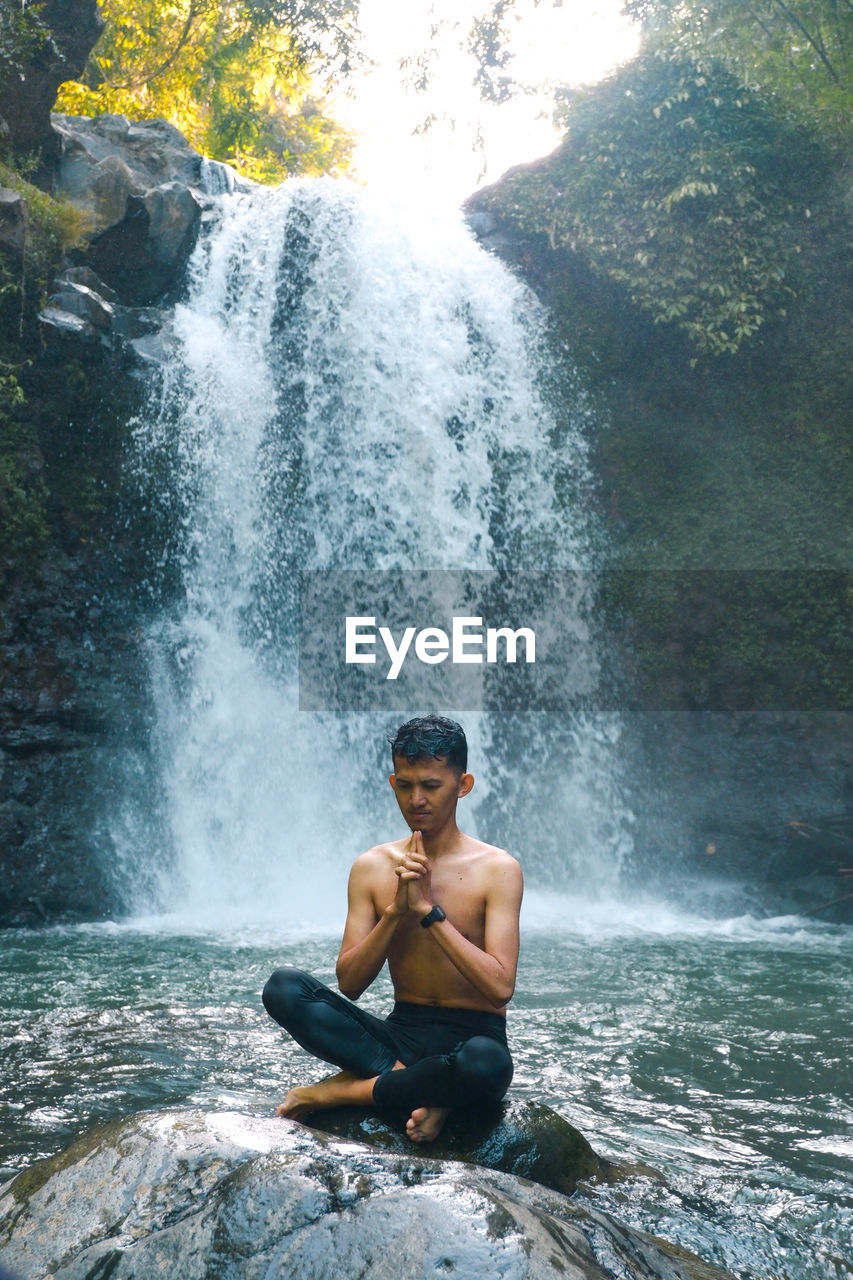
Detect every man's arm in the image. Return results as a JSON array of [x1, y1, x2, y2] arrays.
[[403, 840, 523, 1009], [335, 852, 408, 1000]]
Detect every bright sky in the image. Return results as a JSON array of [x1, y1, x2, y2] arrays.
[[332, 0, 640, 204]]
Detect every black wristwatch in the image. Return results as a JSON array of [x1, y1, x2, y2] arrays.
[[420, 904, 446, 929]]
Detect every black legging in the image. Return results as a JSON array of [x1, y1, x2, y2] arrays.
[[262, 966, 513, 1116]]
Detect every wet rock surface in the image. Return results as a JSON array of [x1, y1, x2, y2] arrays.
[[0, 189, 27, 252], [310, 1097, 611, 1197], [465, 178, 853, 922], [1, 99, 234, 932], [0, 1108, 734, 1280], [51, 114, 240, 211], [0, 298, 162, 927], [0, 549, 160, 927]]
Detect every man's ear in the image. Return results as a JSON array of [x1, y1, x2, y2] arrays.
[[388, 773, 396, 789], [457, 772, 474, 798]]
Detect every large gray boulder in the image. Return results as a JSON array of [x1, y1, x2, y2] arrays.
[[0, 1108, 733, 1280], [52, 114, 246, 285], [51, 114, 241, 209], [49, 115, 219, 307], [35, 115, 247, 351]]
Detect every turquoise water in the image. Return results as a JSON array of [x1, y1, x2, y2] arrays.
[[2, 908, 851, 1279]]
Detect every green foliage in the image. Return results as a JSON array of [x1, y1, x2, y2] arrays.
[[469, 1, 516, 104], [624, 0, 853, 145], [0, 163, 92, 585], [0, 160, 91, 332], [483, 50, 834, 356], [0, 364, 48, 580], [544, 239, 853, 571], [597, 570, 853, 711], [55, 0, 359, 181], [0, 0, 51, 93]]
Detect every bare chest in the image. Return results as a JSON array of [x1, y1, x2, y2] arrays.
[[428, 865, 487, 936]]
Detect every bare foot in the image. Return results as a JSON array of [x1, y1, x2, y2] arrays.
[[275, 1086, 323, 1120], [274, 1070, 377, 1120], [405, 1106, 450, 1143]]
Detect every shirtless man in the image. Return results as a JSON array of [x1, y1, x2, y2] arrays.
[[262, 714, 523, 1143]]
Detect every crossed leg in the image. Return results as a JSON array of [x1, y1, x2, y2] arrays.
[[275, 1069, 390, 1119], [262, 967, 510, 1144], [274, 1065, 450, 1142]]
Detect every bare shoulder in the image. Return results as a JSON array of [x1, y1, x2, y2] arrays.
[[463, 836, 523, 885], [350, 841, 404, 877], [463, 834, 519, 864]]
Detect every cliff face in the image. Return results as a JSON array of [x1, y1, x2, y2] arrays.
[[0, 0, 248, 924], [0, 105, 251, 924], [0, 0, 104, 156], [465, 126, 853, 918]]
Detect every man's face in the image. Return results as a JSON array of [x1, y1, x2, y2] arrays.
[[389, 754, 472, 834]]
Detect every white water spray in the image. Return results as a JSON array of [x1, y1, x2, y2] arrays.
[[127, 178, 632, 925]]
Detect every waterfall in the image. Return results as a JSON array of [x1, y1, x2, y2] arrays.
[[125, 177, 632, 926]]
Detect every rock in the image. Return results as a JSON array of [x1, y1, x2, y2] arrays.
[[311, 1097, 610, 1196], [48, 114, 248, 306], [464, 204, 523, 254], [0, 1108, 735, 1280], [464, 132, 853, 909], [0, 365, 161, 927], [89, 154, 141, 230], [56, 266, 118, 303], [85, 181, 202, 304], [0, 189, 27, 252], [51, 113, 248, 219], [0, 0, 103, 155], [754, 811, 853, 922], [38, 265, 167, 356], [51, 114, 241, 200], [45, 281, 114, 332]]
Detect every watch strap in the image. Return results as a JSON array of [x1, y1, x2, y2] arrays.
[[420, 904, 446, 929]]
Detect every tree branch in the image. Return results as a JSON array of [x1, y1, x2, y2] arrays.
[[102, 0, 209, 92], [769, 0, 840, 82]]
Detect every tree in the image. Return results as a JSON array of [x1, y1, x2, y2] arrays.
[[480, 49, 834, 356], [623, 0, 853, 142], [55, 0, 362, 181]]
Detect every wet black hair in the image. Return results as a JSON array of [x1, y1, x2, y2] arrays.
[[387, 714, 468, 775]]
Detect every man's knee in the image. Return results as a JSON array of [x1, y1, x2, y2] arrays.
[[454, 1036, 513, 1101], [262, 966, 312, 1026]]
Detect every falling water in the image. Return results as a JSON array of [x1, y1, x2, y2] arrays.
[[5, 183, 850, 1280], [126, 177, 632, 924]]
